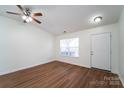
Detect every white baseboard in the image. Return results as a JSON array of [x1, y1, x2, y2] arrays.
[[0, 60, 53, 75], [119, 73, 124, 87], [54, 59, 91, 68]]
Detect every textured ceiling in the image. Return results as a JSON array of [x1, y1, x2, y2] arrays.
[[0, 5, 123, 35]]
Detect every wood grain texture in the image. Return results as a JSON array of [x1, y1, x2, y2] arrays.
[[0, 61, 123, 88]]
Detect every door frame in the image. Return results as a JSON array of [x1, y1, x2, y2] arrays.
[[90, 32, 112, 71]]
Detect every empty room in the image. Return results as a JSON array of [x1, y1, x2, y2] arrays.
[[0, 5, 124, 88]]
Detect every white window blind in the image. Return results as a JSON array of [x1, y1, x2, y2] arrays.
[[60, 38, 79, 57]]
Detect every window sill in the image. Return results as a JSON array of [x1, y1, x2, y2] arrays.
[[60, 55, 79, 58]]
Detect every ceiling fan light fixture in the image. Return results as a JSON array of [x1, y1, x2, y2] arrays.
[[7, 5, 42, 24], [25, 18, 30, 23], [22, 15, 32, 23], [28, 17, 32, 22], [22, 15, 27, 20]]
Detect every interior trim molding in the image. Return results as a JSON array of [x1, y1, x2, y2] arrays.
[[54, 60, 91, 68], [0, 60, 55, 76], [119, 73, 124, 87]]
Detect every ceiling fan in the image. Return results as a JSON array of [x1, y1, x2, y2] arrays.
[[6, 5, 42, 24]]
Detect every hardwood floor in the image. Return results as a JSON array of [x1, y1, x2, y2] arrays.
[[0, 61, 123, 88]]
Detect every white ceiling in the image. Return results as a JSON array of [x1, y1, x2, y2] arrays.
[[0, 5, 123, 35]]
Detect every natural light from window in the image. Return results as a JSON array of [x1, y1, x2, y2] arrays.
[[60, 38, 79, 57]]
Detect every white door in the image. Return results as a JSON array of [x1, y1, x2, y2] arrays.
[[91, 32, 111, 71]]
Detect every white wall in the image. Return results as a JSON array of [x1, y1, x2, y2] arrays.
[[0, 16, 55, 75], [0, 14, 120, 76], [55, 23, 119, 74], [119, 7, 124, 85]]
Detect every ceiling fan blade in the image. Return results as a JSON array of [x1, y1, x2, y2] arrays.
[[6, 11, 21, 15], [32, 17, 41, 24], [17, 5, 23, 11], [33, 13, 43, 16]]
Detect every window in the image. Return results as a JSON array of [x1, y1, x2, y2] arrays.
[[60, 38, 79, 57]]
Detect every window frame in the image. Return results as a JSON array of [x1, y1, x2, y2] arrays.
[[59, 38, 79, 57]]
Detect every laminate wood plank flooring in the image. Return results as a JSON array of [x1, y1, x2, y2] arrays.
[[0, 61, 123, 88]]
